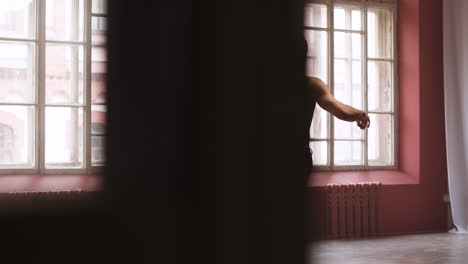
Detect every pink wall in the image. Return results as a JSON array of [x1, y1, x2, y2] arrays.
[[307, 0, 448, 240], [398, 0, 420, 179]]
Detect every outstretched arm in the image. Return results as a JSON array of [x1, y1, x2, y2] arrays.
[[308, 77, 370, 129]]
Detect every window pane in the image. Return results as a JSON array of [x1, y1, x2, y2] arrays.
[[334, 32, 362, 111], [0, 0, 35, 39], [351, 34, 361, 59], [45, 107, 83, 168], [368, 7, 393, 59], [368, 61, 393, 112], [334, 118, 363, 140], [0, 41, 35, 103], [334, 7, 346, 29], [334, 32, 361, 59], [91, 16, 107, 44], [334, 6, 362, 31], [334, 60, 362, 110], [91, 105, 106, 134], [46, 0, 84, 41], [92, 136, 105, 165], [305, 30, 327, 81], [334, 141, 362, 165], [0, 106, 34, 168], [310, 105, 327, 139], [91, 46, 106, 103], [310, 141, 327, 166], [304, 4, 327, 28], [368, 114, 393, 166], [351, 10, 361, 31], [92, 0, 107, 15], [46, 44, 84, 104]]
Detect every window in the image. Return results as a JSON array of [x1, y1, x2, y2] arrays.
[[306, 0, 396, 170], [0, 0, 107, 174]]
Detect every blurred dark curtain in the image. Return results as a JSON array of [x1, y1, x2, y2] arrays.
[[103, 0, 313, 263]]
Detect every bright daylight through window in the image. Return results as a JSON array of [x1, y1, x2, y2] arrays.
[[0, 0, 107, 174], [306, 0, 396, 170]]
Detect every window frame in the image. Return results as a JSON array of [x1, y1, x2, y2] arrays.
[[0, 0, 105, 175], [307, 0, 399, 171]]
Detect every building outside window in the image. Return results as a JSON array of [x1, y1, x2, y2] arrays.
[[0, 124, 14, 163], [306, 0, 396, 170]]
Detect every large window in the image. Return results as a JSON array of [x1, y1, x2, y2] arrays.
[[306, 0, 396, 170], [0, 0, 107, 174]]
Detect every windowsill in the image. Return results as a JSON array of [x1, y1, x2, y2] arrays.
[[307, 170, 419, 187], [0, 174, 101, 193]]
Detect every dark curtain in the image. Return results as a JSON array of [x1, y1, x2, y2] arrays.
[[104, 0, 313, 263]]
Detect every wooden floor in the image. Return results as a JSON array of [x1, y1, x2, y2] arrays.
[[308, 232, 468, 264]]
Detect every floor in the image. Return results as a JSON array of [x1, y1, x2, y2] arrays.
[[308, 232, 468, 264]]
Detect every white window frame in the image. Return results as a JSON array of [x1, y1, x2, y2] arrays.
[[0, 0, 105, 175], [307, 0, 398, 171]]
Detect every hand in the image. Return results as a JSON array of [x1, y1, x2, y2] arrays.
[[356, 112, 370, 129]]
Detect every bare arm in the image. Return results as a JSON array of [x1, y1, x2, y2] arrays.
[[308, 77, 370, 129]]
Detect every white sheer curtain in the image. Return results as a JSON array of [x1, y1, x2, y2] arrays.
[[444, 0, 468, 234]]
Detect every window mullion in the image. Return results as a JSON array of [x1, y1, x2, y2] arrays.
[[345, 8, 355, 164], [363, 2, 369, 170], [45, 39, 85, 45], [90, 13, 106, 18], [392, 4, 398, 168], [71, 0, 80, 168], [329, 0, 334, 167], [86, 0, 92, 174], [71, 50, 79, 168], [0, 37, 37, 43], [38, 0, 46, 174]]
